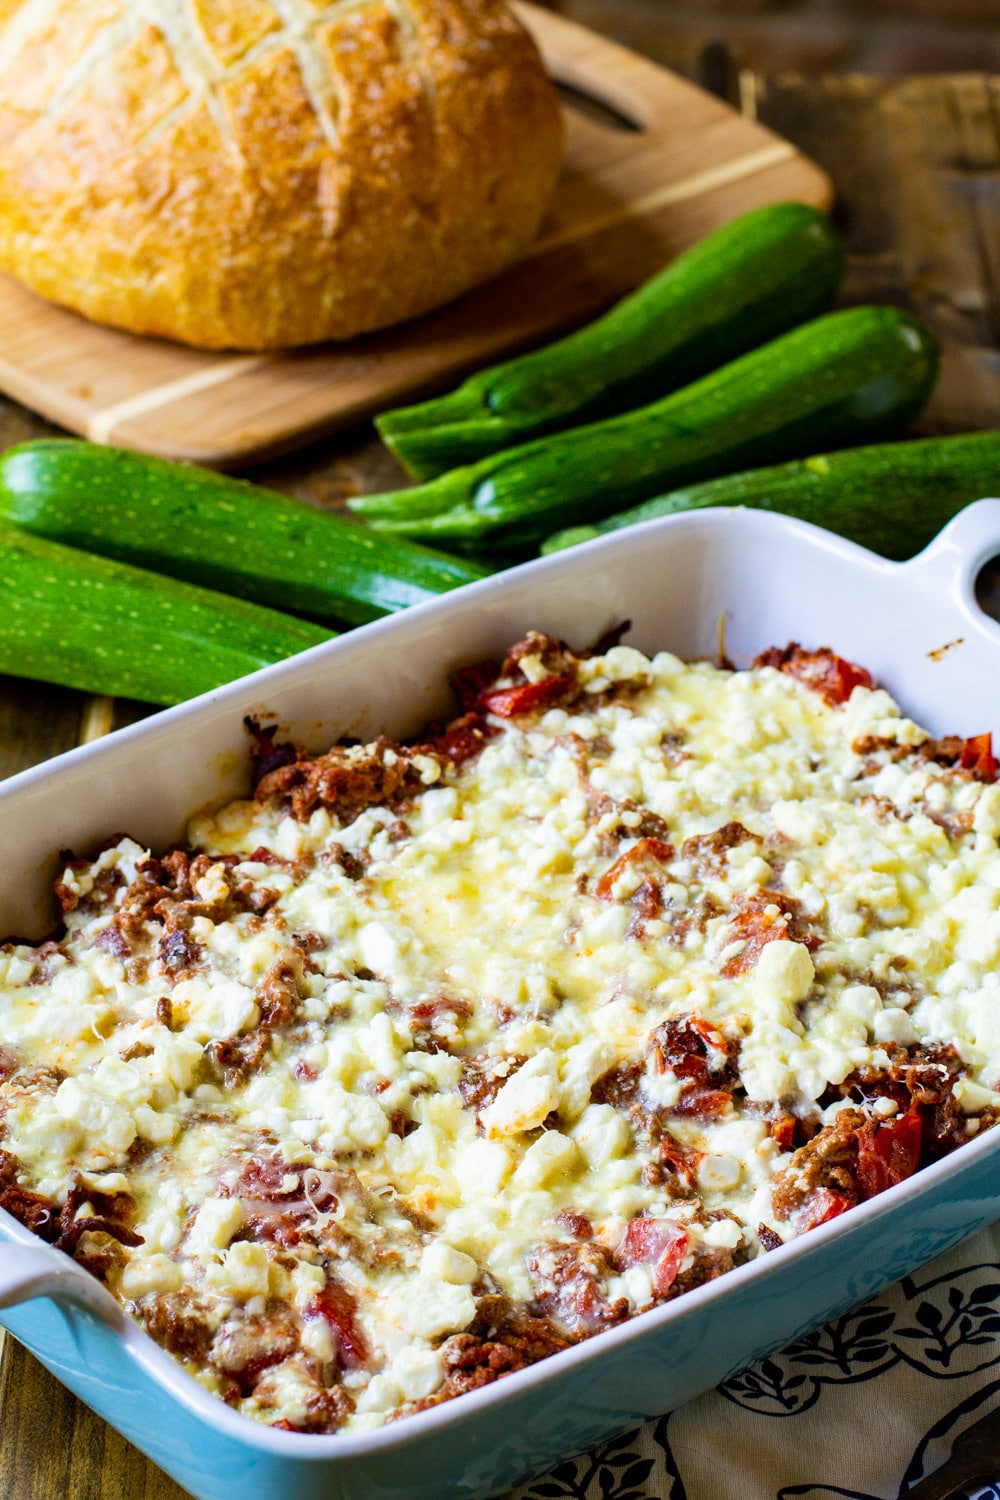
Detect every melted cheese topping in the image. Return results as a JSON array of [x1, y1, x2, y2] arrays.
[[2, 642, 1000, 1432]]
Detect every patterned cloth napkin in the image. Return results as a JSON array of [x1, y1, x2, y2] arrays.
[[504, 1225, 1000, 1500]]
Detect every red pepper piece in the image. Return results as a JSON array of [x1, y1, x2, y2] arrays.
[[305, 1282, 368, 1370], [959, 733, 997, 784], [856, 1108, 923, 1199], [797, 1187, 854, 1232], [755, 645, 873, 706], [615, 1217, 689, 1295], [595, 837, 674, 901], [477, 675, 576, 718]]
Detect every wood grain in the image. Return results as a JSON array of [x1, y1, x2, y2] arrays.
[[747, 72, 1000, 435], [1, 51, 999, 1500], [0, 3, 830, 468], [0, 1331, 187, 1500]]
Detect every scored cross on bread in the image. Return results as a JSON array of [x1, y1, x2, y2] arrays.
[[0, 0, 563, 349]]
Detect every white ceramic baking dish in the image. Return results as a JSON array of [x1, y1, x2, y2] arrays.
[[2, 500, 1000, 1500]]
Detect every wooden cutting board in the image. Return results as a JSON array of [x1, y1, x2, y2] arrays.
[[0, 3, 831, 469]]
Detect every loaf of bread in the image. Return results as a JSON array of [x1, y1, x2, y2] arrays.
[[0, 0, 563, 350]]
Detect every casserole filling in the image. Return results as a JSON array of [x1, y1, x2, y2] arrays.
[[2, 633, 999, 1433]]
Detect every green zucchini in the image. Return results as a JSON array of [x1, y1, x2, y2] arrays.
[[377, 202, 845, 479], [0, 525, 331, 705], [542, 433, 1000, 556], [0, 442, 486, 627], [349, 306, 940, 547]]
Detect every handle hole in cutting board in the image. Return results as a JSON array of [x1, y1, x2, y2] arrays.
[[975, 557, 1000, 624], [555, 79, 641, 134]]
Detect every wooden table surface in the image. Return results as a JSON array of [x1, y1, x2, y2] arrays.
[[1, 28, 999, 1500]]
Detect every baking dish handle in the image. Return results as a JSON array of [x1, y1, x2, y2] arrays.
[[900, 497, 1000, 610], [0, 1242, 121, 1324]]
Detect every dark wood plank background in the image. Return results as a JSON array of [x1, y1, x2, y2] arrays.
[[1, 42, 998, 1500]]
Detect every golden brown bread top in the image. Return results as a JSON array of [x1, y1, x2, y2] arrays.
[[0, 0, 563, 349]]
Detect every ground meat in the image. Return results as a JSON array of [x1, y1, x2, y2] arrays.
[[52, 1172, 143, 1270], [459, 1053, 526, 1118], [71, 847, 272, 978], [403, 1336, 530, 1414], [254, 737, 422, 823], [405, 995, 473, 1052], [207, 952, 306, 1082], [209, 1304, 301, 1396], [322, 844, 368, 880], [826, 1043, 976, 1158], [501, 631, 580, 684], [671, 1245, 737, 1295], [256, 955, 303, 1032], [586, 790, 671, 854], [771, 1107, 866, 1230], [405, 1299, 572, 1416], [159, 927, 200, 976], [555, 1209, 593, 1240], [470, 1294, 573, 1363], [680, 821, 755, 878], [25, 940, 71, 983], [142, 1289, 222, 1363], [591, 1060, 642, 1113], [452, 632, 583, 720], [526, 1241, 628, 1339], [0, 1148, 59, 1239], [252, 1355, 354, 1432]]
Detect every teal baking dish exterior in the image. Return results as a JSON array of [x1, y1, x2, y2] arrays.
[[2, 500, 1000, 1500]]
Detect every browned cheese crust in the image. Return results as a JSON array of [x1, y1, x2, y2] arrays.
[[0, 0, 563, 348]]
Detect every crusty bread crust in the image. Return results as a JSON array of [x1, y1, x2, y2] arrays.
[[0, 0, 563, 349]]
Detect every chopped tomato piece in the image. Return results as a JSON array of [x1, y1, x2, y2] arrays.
[[305, 1282, 368, 1370], [615, 1217, 689, 1296], [425, 712, 498, 766], [595, 838, 674, 901], [648, 1016, 731, 1082], [856, 1108, 923, 1199], [829, 657, 875, 704], [477, 675, 576, 718], [797, 1187, 854, 1232], [959, 733, 997, 784], [719, 890, 818, 978], [645, 1016, 737, 1119], [658, 1132, 701, 1188], [755, 644, 873, 706]]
